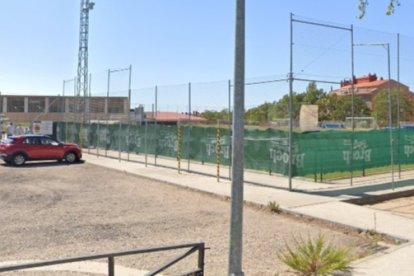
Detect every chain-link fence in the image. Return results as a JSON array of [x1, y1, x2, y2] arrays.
[[4, 15, 414, 187]]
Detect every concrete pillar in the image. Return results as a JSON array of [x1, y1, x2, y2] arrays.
[[2, 97, 6, 112], [85, 98, 90, 114], [65, 98, 69, 113], [45, 97, 49, 113], [24, 97, 29, 113], [124, 98, 128, 114]]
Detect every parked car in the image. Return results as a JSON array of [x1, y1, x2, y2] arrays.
[[0, 135, 82, 166]]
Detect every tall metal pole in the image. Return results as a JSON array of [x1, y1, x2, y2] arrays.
[[88, 73, 92, 154], [354, 42, 395, 188], [62, 78, 76, 142], [77, 0, 94, 124], [127, 64, 132, 161], [62, 80, 66, 141], [105, 69, 110, 157], [228, 0, 245, 275], [118, 120, 121, 162], [350, 25, 355, 186], [288, 13, 293, 191], [228, 79, 232, 180], [187, 82, 192, 172], [397, 33, 401, 178], [154, 85, 158, 166], [73, 78, 77, 143], [387, 43, 395, 190]]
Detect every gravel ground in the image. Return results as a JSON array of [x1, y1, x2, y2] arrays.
[[0, 161, 379, 275]]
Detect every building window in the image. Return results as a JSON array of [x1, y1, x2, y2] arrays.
[[28, 97, 45, 113], [49, 97, 65, 113], [7, 97, 24, 112], [90, 98, 105, 113], [108, 98, 124, 113]]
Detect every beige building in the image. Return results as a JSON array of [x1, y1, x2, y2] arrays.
[[0, 95, 129, 123]]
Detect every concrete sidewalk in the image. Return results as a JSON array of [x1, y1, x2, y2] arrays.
[[82, 153, 414, 275]]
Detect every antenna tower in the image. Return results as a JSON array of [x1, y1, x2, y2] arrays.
[[77, 0, 94, 122]]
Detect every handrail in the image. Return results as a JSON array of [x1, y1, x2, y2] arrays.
[[0, 242, 205, 276]]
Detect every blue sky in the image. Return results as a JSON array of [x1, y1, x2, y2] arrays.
[[1, 0, 414, 110]]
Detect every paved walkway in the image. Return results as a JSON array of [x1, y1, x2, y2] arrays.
[[83, 152, 414, 275], [0, 260, 150, 276]]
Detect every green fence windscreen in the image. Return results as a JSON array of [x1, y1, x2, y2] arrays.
[[58, 122, 412, 177]]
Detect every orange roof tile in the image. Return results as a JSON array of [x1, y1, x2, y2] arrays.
[[341, 79, 388, 89]]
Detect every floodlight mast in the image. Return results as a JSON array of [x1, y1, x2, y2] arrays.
[[77, 0, 94, 123]]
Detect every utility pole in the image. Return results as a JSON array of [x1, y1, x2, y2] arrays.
[[228, 0, 245, 275], [77, 0, 94, 123]]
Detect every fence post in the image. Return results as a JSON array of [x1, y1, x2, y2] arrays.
[[228, 79, 232, 181], [105, 68, 110, 158], [96, 121, 100, 157], [108, 256, 114, 276], [87, 73, 92, 154], [177, 122, 182, 174], [154, 86, 158, 166], [145, 118, 148, 167], [187, 82, 192, 172], [118, 120, 122, 162], [216, 120, 221, 182], [127, 64, 132, 161], [198, 243, 205, 274]]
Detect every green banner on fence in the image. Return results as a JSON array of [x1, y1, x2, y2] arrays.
[[57, 122, 413, 177]]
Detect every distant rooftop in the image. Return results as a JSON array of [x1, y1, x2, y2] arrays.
[[145, 111, 208, 123], [340, 74, 388, 89]]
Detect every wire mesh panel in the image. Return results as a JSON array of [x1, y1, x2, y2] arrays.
[[292, 15, 352, 91], [48, 14, 414, 184], [244, 75, 291, 128]]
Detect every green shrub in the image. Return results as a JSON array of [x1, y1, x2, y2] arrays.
[[278, 234, 351, 276], [267, 200, 281, 213]]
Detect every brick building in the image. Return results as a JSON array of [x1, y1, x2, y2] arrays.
[[331, 73, 414, 109]]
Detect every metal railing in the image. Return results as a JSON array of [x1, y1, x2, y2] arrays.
[[0, 242, 205, 276]]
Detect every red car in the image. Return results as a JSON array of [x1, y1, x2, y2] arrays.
[[0, 135, 82, 166]]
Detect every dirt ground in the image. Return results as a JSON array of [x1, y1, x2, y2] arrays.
[[0, 161, 380, 275], [369, 196, 414, 219]]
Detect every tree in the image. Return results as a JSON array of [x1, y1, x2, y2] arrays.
[[371, 90, 414, 127], [302, 81, 326, 105], [244, 82, 326, 125], [273, 93, 304, 120], [200, 109, 231, 122], [358, 0, 400, 18], [245, 102, 273, 124], [317, 94, 370, 121], [272, 82, 326, 121]]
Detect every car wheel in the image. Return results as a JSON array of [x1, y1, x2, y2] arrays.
[[12, 153, 26, 166], [64, 152, 77, 164]]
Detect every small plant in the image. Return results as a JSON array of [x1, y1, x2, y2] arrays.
[[278, 234, 351, 276], [365, 229, 383, 249], [267, 200, 281, 213]]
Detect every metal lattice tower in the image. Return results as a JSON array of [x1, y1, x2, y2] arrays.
[[77, 0, 94, 122]]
